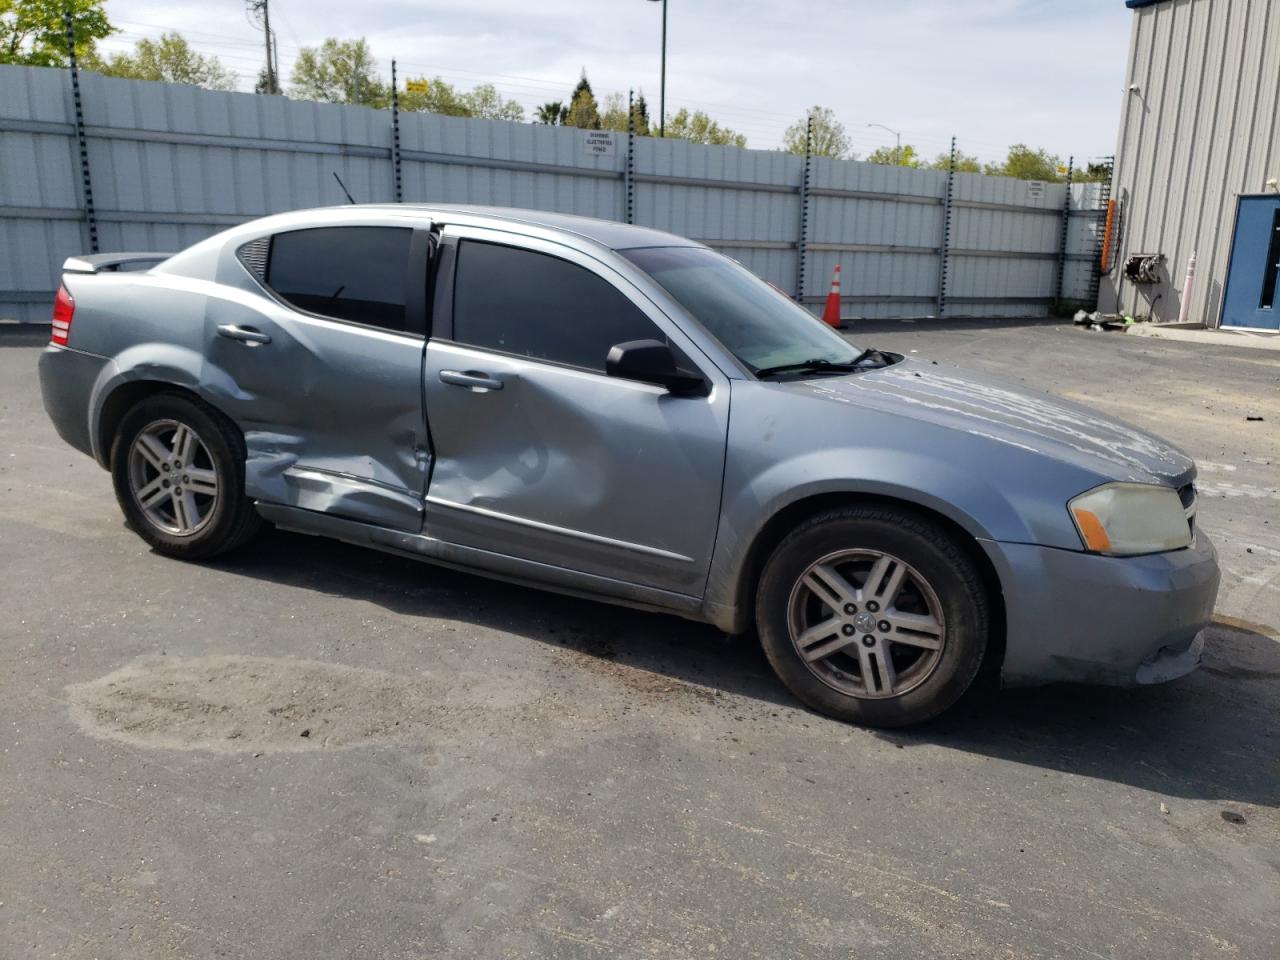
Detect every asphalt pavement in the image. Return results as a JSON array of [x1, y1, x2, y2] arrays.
[[1, 320, 1277, 959]]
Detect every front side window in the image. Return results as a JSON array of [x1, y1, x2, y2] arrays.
[[267, 226, 412, 332], [622, 246, 859, 373], [452, 240, 663, 371]]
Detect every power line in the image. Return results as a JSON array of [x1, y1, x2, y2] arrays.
[[95, 22, 1066, 160]]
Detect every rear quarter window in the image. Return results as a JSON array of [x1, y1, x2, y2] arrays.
[[266, 227, 412, 332]]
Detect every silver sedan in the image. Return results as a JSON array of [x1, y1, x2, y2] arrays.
[[37, 205, 1219, 726]]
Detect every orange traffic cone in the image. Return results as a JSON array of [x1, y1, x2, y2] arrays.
[[821, 265, 842, 328]]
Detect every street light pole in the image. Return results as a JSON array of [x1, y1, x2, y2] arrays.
[[647, 0, 667, 137], [868, 122, 901, 165]]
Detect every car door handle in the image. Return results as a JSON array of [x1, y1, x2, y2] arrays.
[[439, 369, 504, 391], [216, 324, 272, 345]]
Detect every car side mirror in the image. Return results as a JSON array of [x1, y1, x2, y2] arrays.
[[606, 339, 707, 396]]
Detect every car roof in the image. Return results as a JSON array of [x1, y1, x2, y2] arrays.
[[354, 204, 702, 251]]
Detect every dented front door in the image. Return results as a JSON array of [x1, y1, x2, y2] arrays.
[[420, 228, 730, 596]]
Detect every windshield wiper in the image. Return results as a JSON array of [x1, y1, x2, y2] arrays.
[[754, 349, 888, 379], [848, 347, 891, 366]]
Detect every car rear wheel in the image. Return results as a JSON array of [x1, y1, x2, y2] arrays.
[[755, 505, 988, 728], [111, 393, 262, 559]]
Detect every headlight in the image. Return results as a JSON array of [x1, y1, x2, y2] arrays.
[[1068, 482, 1191, 556]]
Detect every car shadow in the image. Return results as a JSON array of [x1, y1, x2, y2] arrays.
[[208, 526, 1280, 808], [890, 622, 1280, 808], [208, 526, 793, 708]]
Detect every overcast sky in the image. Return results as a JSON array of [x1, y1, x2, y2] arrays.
[[98, 0, 1134, 164]]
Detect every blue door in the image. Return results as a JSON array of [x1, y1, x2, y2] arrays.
[[1221, 195, 1280, 329]]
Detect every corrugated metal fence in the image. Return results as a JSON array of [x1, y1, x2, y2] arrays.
[[1, 65, 1106, 323]]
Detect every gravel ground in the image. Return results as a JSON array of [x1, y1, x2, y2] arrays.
[[1, 320, 1277, 960]]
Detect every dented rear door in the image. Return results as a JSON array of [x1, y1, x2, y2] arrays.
[[202, 223, 432, 531]]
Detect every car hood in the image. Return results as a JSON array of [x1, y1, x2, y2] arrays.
[[789, 358, 1195, 486]]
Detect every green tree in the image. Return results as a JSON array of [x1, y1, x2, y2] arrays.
[[254, 67, 275, 95], [664, 108, 746, 148], [83, 32, 234, 90], [600, 92, 626, 132], [1074, 160, 1113, 183], [931, 149, 981, 174], [564, 71, 600, 129], [399, 77, 523, 121], [600, 91, 650, 136], [400, 76, 469, 116], [290, 37, 385, 107], [462, 82, 524, 122], [1, 0, 112, 66], [984, 143, 1063, 181], [783, 106, 849, 159], [633, 92, 651, 135], [866, 143, 923, 168], [536, 100, 567, 125]]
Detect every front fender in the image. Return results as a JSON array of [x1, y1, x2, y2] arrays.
[[700, 368, 1113, 633], [734, 447, 1016, 543], [702, 446, 1030, 630]]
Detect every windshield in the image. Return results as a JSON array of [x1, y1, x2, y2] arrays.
[[622, 246, 859, 373]]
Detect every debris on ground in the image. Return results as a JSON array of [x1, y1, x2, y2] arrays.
[[1246, 415, 1264, 422], [1073, 310, 1133, 332]]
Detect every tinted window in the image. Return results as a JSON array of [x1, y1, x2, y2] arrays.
[[452, 240, 662, 371], [267, 227, 412, 331]]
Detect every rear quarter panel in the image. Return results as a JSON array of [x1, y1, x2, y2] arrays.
[[61, 272, 214, 462]]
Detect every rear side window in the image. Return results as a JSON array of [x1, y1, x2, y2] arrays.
[[267, 227, 412, 332], [452, 240, 662, 371]]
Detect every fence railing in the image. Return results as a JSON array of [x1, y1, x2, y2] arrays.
[[0, 65, 1107, 323]]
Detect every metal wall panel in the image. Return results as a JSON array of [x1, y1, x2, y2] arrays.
[[2, 65, 1107, 323], [1, 66, 81, 320], [942, 170, 1069, 312], [1103, 0, 1280, 326]]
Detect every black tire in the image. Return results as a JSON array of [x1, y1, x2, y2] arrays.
[[755, 505, 988, 728], [110, 391, 262, 560]]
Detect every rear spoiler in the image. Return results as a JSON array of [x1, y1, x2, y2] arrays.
[[62, 252, 174, 275]]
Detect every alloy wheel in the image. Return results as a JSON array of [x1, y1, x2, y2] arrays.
[[786, 548, 947, 699], [127, 419, 220, 536]]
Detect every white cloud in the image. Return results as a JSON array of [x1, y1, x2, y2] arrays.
[[97, 0, 1133, 164]]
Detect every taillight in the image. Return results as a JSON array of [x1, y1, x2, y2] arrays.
[[51, 284, 74, 345]]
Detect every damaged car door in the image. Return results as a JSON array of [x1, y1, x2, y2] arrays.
[[204, 223, 432, 531], [421, 228, 730, 598]]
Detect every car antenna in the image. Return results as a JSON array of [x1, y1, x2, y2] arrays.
[[332, 171, 357, 204]]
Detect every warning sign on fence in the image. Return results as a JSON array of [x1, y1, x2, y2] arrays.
[[583, 131, 616, 158]]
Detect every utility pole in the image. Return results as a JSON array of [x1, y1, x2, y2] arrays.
[[247, 1, 277, 94]]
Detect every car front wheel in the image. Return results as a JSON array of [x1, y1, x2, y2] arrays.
[[110, 392, 262, 560], [755, 505, 989, 728]]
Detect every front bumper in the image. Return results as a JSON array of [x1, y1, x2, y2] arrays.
[[38, 344, 110, 463], [982, 533, 1220, 687]]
